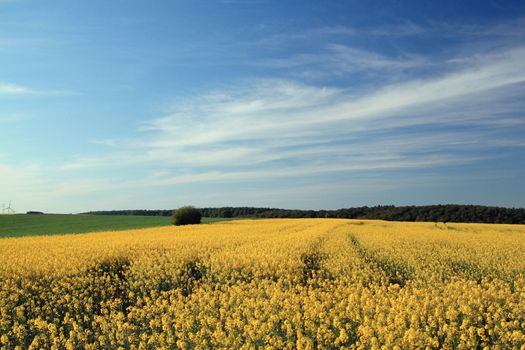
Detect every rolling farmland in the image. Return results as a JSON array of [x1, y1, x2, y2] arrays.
[[0, 214, 229, 238], [1, 219, 525, 348]]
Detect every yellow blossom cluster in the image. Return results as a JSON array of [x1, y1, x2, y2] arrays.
[[1, 219, 524, 349]]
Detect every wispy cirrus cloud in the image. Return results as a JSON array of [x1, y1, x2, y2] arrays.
[[59, 45, 525, 192], [141, 46, 525, 147], [258, 44, 428, 78], [0, 81, 31, 94], [0, 81, 77, 96]]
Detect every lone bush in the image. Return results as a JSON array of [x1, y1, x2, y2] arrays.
[[172, 206, 202, 226]]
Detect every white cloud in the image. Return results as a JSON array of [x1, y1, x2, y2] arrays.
[[258, 44, 428, 77], [0, 81, 76, 96], [0, 82, 31, 94], [57, 46, 525, 181], [141, 46, 525, 150]]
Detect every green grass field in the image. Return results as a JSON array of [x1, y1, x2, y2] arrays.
[[0, 214, 230, 238]]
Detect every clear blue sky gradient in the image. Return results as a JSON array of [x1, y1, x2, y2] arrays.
[[1, 0, 525, 213]]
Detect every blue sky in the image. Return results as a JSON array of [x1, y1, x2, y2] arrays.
[[1, 0, 525, 213]]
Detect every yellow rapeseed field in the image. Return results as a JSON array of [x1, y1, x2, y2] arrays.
[[1, 219, 525, 349]]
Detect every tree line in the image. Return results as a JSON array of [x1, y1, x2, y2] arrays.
[[84, 204, 525, 224]]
